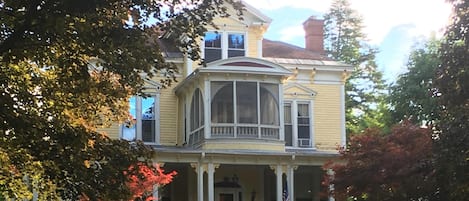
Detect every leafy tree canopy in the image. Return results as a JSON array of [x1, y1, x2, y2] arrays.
[[323, 0, 389, 135], [0, 0, 240, 200], [324, 122, 435, 201], [389, 38, 441, 125], [433, 0, 469, 200]]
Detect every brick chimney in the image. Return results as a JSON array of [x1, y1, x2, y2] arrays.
[[303, 16, 324, 54]]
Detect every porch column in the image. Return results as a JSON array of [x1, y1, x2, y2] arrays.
[[275, 165, 283, 201], [208, 163, 215, 201], [196, 164, 204, 201], [287, 165, 295, 201]]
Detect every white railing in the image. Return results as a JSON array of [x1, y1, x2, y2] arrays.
[[261, 126, 279, 139], [211, 123, 279, 140]]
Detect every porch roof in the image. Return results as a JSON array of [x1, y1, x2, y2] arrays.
[[151, 145, 340, 166]]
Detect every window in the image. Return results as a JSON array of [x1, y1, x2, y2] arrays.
[[189, 89, 204, 145], [122, 95, 159, 143], [297, 103, 311, 147], [228, 33, 245, 58], [211, 81, 234, 123], [211, 81, 279, 125], [284, 102, 312, 148], [204, 32, 222, 63], [284, 103, 293, 146], [204, 32, 246, 63]]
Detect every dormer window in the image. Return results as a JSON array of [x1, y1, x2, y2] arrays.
[[203, 32, 246, 63]]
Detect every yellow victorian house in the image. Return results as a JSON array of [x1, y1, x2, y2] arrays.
[[102, 1, 352, 201]]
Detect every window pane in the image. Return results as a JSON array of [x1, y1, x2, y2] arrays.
[[298, 125, 310, 138], [211, 82, 234, 123], [199, 90, 204, 125], [191, 89, 204, 130], [284, 103, 292, 146], [204, 32, 221, 48], [204, 32, 222, 63], [122, 97, 137, 141], [260, 83, 279, 125], [285, 125, 293, 146], [297, 103, 310, 147], [237, 82, 258, 124], [228, 33, 244, 49], [298, 104, 309, 117], [228, 50, 245, 58], [205, 49, 222, 63], [190, 90, 198, 130], [142, 97, 155, 142], [284, 104, 292, 124]]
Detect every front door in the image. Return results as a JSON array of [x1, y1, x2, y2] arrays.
[[219, 193, 235, 201], [216, 189, 240, 201]]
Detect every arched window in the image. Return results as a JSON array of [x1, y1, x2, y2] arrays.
[[211, 82, 234, 123], [191, 88, 204, 131]]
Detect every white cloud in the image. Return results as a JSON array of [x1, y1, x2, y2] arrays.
[[278, 25, 304, 42], [243, 0, 452, 45], [243, 0, 331, 13], [349, 0, 452, 44]]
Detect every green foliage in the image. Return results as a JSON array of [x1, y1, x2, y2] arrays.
[[324, 122, 436, 201], [324, 0, 389, 135], [0, 0, 239, 199], [389, 38, 441, 125], [433, 0, 469, 200]]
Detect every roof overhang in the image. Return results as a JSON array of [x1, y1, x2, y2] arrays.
[[174, 57, 293, 95], [151, 145, 339, 166]]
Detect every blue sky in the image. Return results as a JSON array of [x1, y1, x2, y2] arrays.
[[243, 0, 452, 83]]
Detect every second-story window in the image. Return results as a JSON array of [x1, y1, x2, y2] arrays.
[[204, 32, 246, 63], [284, 101, 313, 148], [122, 95, 159, 143], [204, 32, 222, 63], [228, 33, 245, 57]]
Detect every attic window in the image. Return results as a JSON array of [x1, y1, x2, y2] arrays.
[[203, 31, 246, 63]]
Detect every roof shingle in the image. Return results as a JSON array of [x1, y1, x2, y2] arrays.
[[262, 38, 331, 61]]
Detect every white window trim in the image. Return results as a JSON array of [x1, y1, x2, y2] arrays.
[[284, 100, 315, 149]]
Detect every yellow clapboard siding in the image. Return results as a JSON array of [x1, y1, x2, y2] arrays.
[[282, 82, 343, 151], [97, 123, 120, 139], [310, 84, 342, 150], [159, 85, 179, 146]]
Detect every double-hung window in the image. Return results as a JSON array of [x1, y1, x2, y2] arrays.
[[122, 95, 160, 143], [284, 102, 313, 148], [204, 32, 245, 63]]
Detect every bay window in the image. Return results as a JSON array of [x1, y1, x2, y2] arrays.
[[210, 81, 279, 139]]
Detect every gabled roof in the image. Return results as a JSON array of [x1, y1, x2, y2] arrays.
[[240, 0, 272, 24], [262, 39, 331, 60], [284, 83, 318, 97]]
